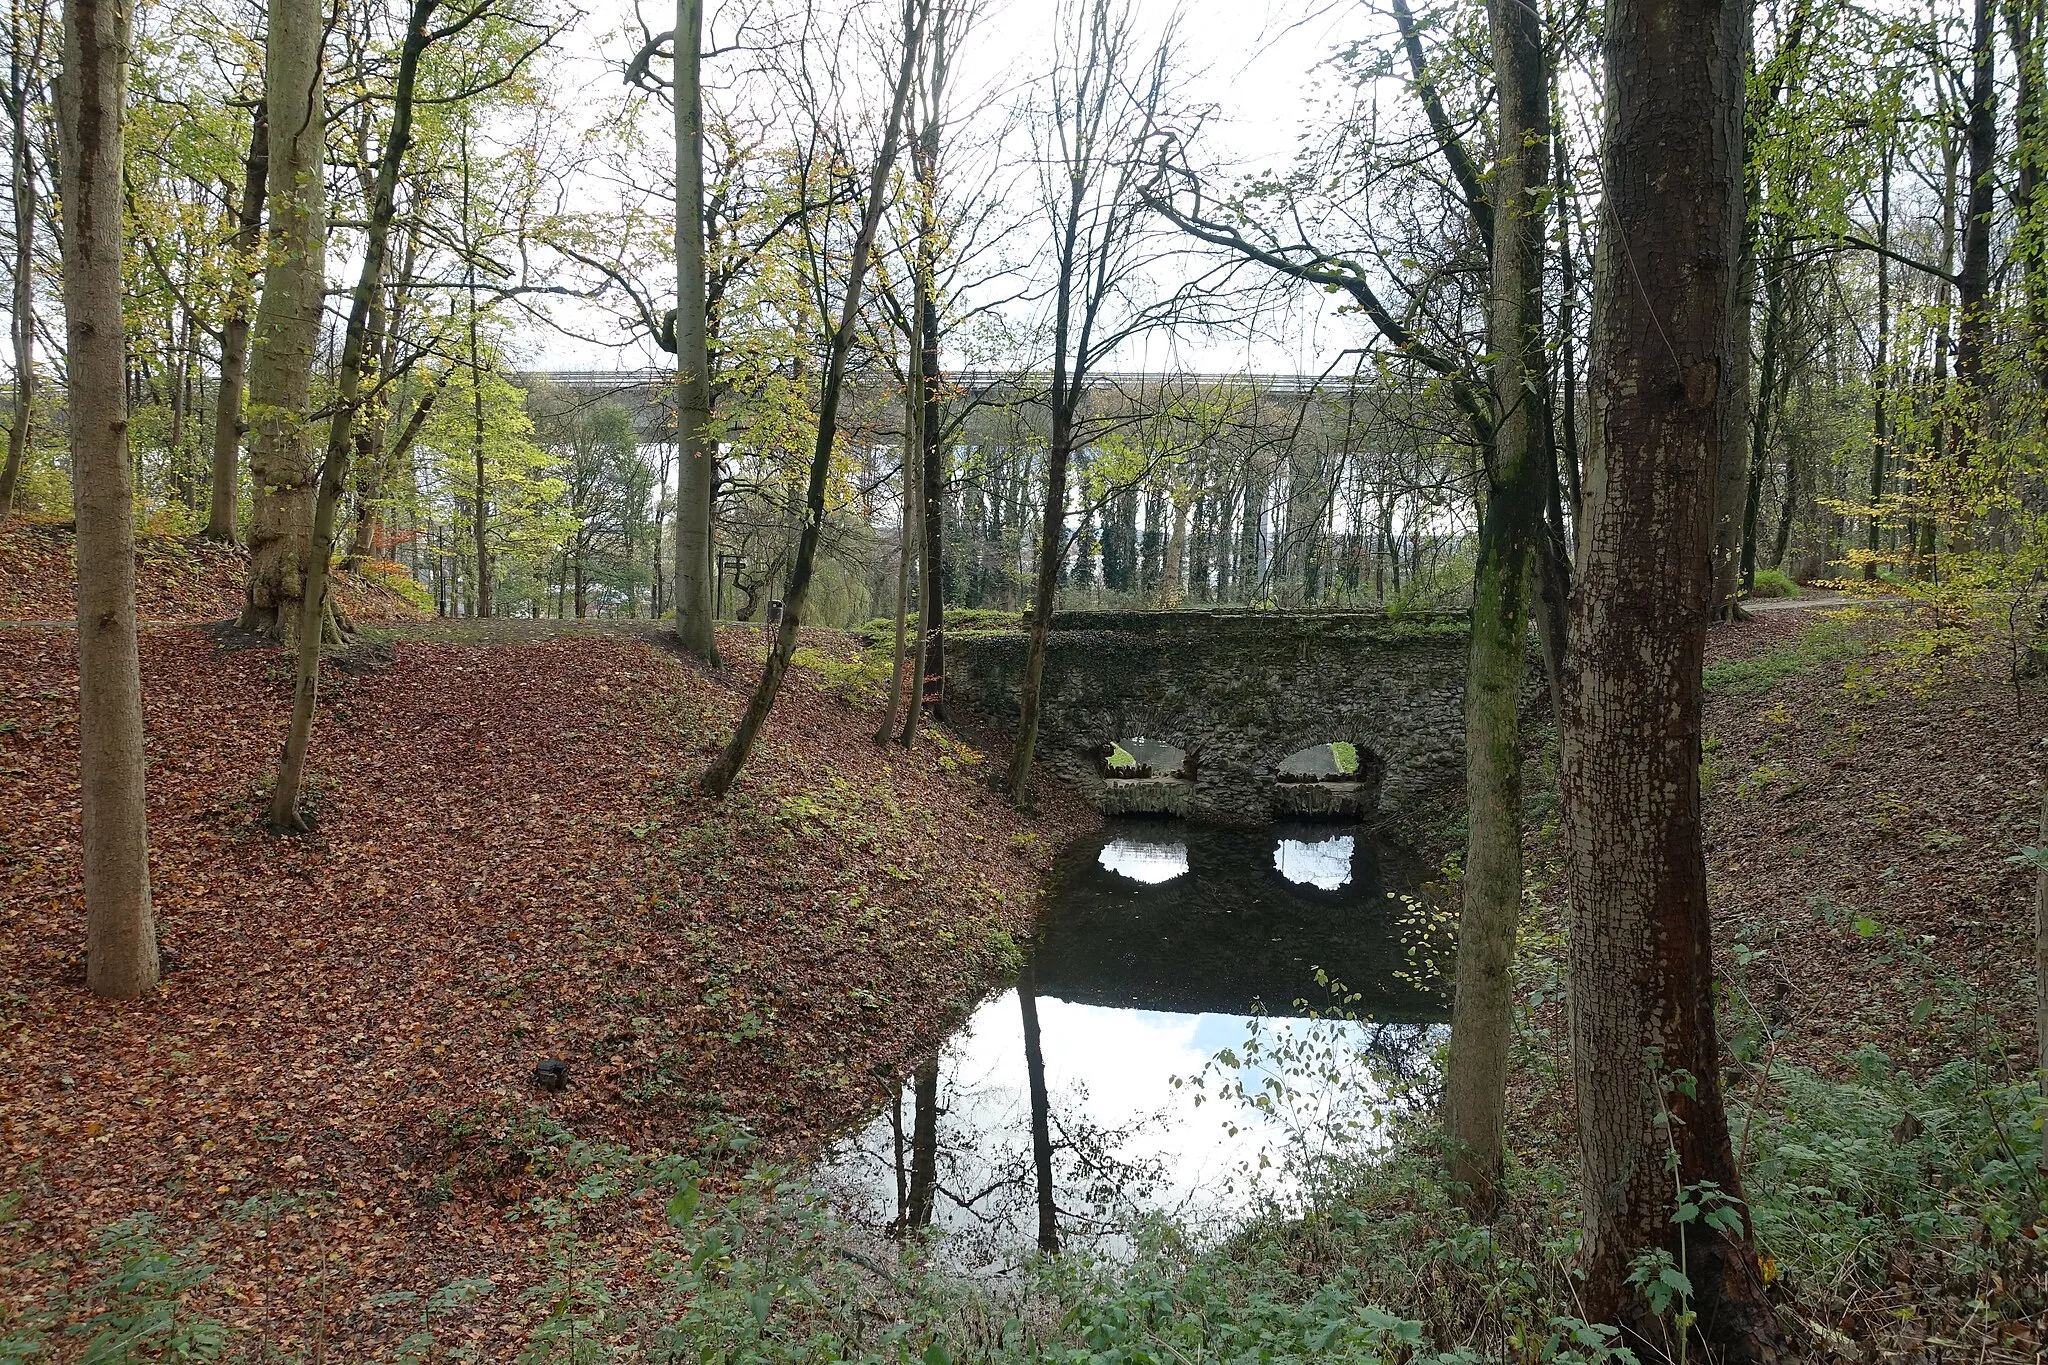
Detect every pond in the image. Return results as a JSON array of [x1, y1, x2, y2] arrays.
[[817, 821, 1449, 1269]]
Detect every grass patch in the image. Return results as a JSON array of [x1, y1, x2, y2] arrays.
[[1703, 618, 1863, 696], [1331, 741, 1360, 775]]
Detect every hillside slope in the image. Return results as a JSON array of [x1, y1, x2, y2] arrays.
[[0, 620, 1090, 1353], [0, 518, 425, 622]]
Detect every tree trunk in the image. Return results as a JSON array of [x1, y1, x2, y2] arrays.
[[671, 0, 720, 663], [63, 0, 157, 998], [1006, 405, 1069, 804], [903, 84, 948, 740], [1865, 143, 1891, 579], [1946, 0, 1997, 548], [268, 0, 430, 832], [1738, 244, 1786, 594], [0, 1, 44, 523], [878, 344, 919, 744], [1566, 1, 1781, 1355], [1443, 0, 1548, 1220], [697, 0, 925, 797], [240, 0, 324, 637]]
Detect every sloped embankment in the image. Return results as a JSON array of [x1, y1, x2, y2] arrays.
[[0, 517, 425, 622], [0, 620, 1091, 1353]]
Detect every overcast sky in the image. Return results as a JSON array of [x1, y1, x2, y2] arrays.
[[527, 0, 1377, 373]]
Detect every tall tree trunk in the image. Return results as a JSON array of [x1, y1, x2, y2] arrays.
[[1948, 0, 1997, 545], [1738, 244, 1786, 593], [878, 343, 919, 744], [0, 0, 44, 523], [1866, 143, 1891, 579], [672, 0, 720, 663], [1566, 0, 1781, 1354], [240, 0, 324, 637], [1006, 396, 1070, 804], [268, 0, 430, 831], [697, 0, 925, 797], [903, 53, 948, 741], [1443, 0, 1548, 1220], [63, 0, 156, 998]]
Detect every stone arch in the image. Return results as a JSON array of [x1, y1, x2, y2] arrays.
[[1269, 735, 1385, 820]]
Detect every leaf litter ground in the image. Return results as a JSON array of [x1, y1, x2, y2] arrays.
[[0, 617, 1092, 1353]]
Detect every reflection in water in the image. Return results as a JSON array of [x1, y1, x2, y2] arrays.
[[1097, 836, 1189, 884], [822, 822, 1447, 1268], [1274, 833, 1355, 889]]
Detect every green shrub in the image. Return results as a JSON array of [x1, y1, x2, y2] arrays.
[[790, 646, 893, 707], [1749, 568, 1798, 598]]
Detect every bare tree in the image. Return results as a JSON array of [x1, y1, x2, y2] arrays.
[[1443, 0, 1553, 1220], [1005, 0, 1180, 805], [61, 0, 157, 996], [698, 0, 929, 796]]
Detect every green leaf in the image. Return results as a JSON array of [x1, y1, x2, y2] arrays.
[[1657, 1265, 1694, 1298]]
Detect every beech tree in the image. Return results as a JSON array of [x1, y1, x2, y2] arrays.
[[0, 0, 48, 522], [1563, 0, 1781, 1351], [239, 0, 326, 637], [61, 0, 157, 996], [672, 0, 720, 662]]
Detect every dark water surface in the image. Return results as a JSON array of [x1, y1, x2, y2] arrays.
[[818, 821, 1448, 1267]]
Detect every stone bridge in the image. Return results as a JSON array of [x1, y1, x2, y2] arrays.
[[944, 610, 1476, 823]]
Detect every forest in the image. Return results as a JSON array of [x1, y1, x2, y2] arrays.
[[4, 0, 2048, 1361]]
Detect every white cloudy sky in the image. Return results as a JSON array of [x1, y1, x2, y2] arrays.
[[526, 0, 1380, 372]]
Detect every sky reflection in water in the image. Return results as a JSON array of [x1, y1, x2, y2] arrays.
[[820, 822, 1445, 1268]]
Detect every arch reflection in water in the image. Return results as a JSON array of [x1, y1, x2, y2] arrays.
[[820, 822, 1447, 1269], [1273, 833, 1355, 890], [1097, 834, 1190, 884]]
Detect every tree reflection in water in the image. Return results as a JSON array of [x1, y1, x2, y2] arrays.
[[821, 821, 1448, 1270]]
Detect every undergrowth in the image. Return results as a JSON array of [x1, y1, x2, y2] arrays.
[[10, 999, 2043, 1363]]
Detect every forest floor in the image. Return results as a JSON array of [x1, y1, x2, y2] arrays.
[[1698, 605, 2044, 1083], [0, 541, 1094, 1355]]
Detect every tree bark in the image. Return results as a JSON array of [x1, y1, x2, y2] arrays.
[[204, 101, 266, 543], [62, 0, 157, 997], [1566, 0, 1781, 1355], [240, 0, 325, 636], [0, 0, 45, 523], [672, 0, 719, 663], [1444, 0, 1549, 1220], [1947, 0, 1997, 539], [878, 341, 919, 744]]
